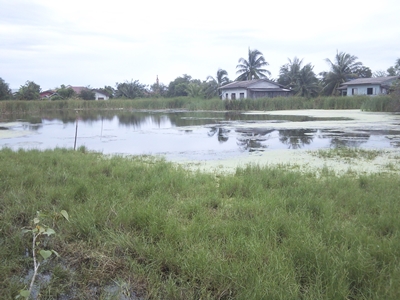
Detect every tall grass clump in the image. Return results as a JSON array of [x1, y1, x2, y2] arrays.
[[2, 148, 400, 298], [0, 95, 372, 116], [361, 95, 399, 112]]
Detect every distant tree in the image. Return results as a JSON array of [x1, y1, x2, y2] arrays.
[[386, 59, 400, 76], [0, 77, 12, 100], [79, 88, 95, 100], [205, 69, 230, 98], [98, 86, 115, 98], [373, 70, 388, 78], [17, 81, 41, 100], [236, 48, 270, 81], [277, 57, 304, 88], [115, 80, 147, 99], [321, 51, 363, 96], [56, 84, 76, 98], [167, 74, 192, 97], [354, 66, 372, 78], [149, 82, 168, 97], [296, 64, 321, 98], [185, 82, 204, 98], [278, 58, 320, 97]]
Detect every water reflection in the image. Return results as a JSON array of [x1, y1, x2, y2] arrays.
[[208, 127, 230, 143], [279, 129, 315, 149], [236, 128, 274, 152], [1, 110, 399, 160]]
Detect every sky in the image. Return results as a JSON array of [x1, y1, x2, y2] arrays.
[[1, 0, 400, 90]]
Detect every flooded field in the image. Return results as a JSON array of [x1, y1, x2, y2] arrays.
[[1, 109, 400, 174]]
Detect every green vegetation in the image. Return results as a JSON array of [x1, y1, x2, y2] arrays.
[[1, 148, 400, 299], [0, 95, 394, 116], [313, 148, 383, 161]]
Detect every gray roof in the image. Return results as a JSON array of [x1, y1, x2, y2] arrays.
[[221, 79, 288, 90], [341, 76, 399, 86]]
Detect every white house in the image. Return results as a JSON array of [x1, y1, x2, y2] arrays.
[[93, 89, 110, 100], [220, 79, 292, 100], [338, 76, 400, 96]]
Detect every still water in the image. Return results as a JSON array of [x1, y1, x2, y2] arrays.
[[1, 110, 399, 161]]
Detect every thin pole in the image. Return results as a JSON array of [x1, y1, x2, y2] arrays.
[[74, 111, 78, 150]]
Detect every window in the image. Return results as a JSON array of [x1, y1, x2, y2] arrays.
[[367, 88, 373, 95], [352, 88, 358, 95], [239, 93, 245, 99], [225, 93, 228, 99], [231, 93, 236, 100]]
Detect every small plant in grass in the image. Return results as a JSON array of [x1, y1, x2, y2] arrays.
[[312, 148, 382, 160], [16, 210, 69, 299]]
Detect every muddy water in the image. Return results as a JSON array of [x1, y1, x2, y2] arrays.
[[1, 110, 400, 163]]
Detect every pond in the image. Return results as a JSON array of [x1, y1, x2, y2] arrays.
[[1, 109, 400, 162]]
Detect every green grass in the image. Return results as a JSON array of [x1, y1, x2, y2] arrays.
[[1, 148, 400, 299], [1, 95, 394, 115], [313, 148, 383, 161]]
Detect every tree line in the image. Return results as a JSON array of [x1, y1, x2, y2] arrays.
[[1, 49, 399, 100]]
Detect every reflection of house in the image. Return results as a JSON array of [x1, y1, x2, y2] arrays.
[[338, 76, 400, 96], [220, 79, 292, 100]]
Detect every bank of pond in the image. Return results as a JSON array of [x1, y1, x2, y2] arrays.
[[0, 95, 398, 114], [1, 148, 400, 299]]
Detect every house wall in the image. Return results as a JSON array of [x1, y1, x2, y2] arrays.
[[94, 92, 109, 100], [346, 84, 382, 96], [221, 88, 247, 100]]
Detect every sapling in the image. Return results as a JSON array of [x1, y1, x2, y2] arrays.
[[17, 210, 69, 299]]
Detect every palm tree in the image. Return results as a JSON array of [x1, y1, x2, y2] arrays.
[[321, 51, 362, 96], [278, 57, 320, 97], [295, 64, 320, 98], [236, 48, 270, 81], [205, 69, 230, 98], [277, 57, 304, 88]]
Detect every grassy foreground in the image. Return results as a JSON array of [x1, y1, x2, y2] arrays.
[[1, 148, 400, 299]]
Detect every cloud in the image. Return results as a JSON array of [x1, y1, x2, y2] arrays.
[[1, 0, 399, 89]]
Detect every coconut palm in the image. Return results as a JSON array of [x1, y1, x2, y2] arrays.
[[321, 51, 363, 96], [205, 69, 230, 98], [278, 57, 320, 97], [277, 57, 304, 88], [236, 48, 270, 81], [295, 64, 320, 98]]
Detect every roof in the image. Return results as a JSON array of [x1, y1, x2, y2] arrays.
[[67, 86, 88, 94], [341, 76, 400, 86], [221, 79, 289, 90]]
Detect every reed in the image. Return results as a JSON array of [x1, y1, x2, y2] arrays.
[[1, 95, 395, 115]]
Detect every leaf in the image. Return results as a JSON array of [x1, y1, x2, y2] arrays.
[[19, 289, 30, 298], [33, 217, 40, 224], [52, 250, 60, 257], [44, 228, 56, 236], [21, 229, 31, 234], [60, 210, 69, 221], [39, 250, 52, 260]]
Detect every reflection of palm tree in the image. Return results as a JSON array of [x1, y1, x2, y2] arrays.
[[321, 130, 370, 148], [208, 127, 230, 143], [236, 48, 271, 81], [279, 129, 315, 149], [236, 128, 273, 152]]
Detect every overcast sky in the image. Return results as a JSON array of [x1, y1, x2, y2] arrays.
[[1, 0, 399, 90]]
